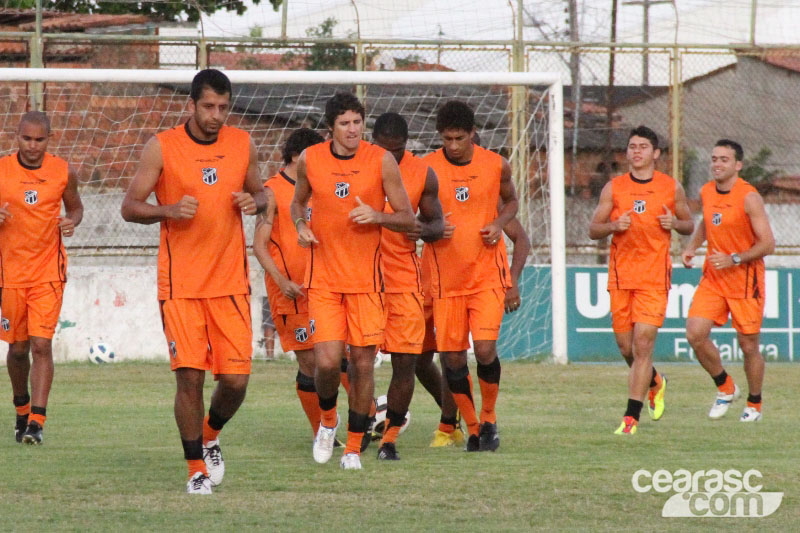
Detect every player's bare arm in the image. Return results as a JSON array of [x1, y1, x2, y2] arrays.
[[709, 191, 775, 270], [121, 137, 198, 224], [503, 216, 531, 313], [481, 158, 518, 245], [254, 189, 304, 300], [233, 138, 267, 216], [657, 182, 694, 235], [59, 164, 84, 237], [589, 181, 633, 239], [681, 210, 707, 268], [415, 166, 445, 242], [350, 152, 414, 231], [289, 151, 318, 247]]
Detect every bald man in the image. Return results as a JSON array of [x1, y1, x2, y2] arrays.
[[1, 111, 83, 445]]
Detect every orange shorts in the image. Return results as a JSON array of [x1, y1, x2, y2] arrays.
[[160, 295, 253, 375], [688, 281, 764, 335], [273, 311, 315, 353], [422, 301, 436, 353], [382, 292, 425, 354], [308, 289, 385, 347], [432, 288, 505, 352], [609, 289, 668, 333], [0, 282, 64, 342]]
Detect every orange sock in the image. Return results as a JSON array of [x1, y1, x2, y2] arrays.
[[296, 386, 321, 436], [320, 406, 338, 428], [380, 425, 401, 446], [28, 413, 46, 428], [345, 430, 363, 455], [15, 403, 30, 417], [747, 401, 762, 412], [187, 459, 208, 479], [449, 374, 479, 437], [202, 415, 221, 444], [478, 379, 499, 425], [650, 371, 663, 392], [438, 421, 456, 433], [718, 375, 735, 395]]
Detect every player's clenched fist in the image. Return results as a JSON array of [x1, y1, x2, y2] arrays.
[[232, 191, 257, 215], [681, 247, 696, 268], [0, 202, 11, 225], [58, 216, 76, 237], [296, 220, 319, 248], [404, 219, 423, 242], [169, 195, 198, 220], [657, 204, 675, 230], [612, 209, 634, 232], [442, 212, 455, 239]]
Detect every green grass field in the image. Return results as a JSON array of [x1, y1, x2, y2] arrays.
[[0, 360, 798, 532]]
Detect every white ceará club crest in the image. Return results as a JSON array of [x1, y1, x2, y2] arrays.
[[24, 190, 38, 205], [1, 318, 9, 331], [294, 327, 308, 343], [309, 319, 315, 335], [633, 199, 646, 214], [455, 186, 469, 202], [712, 212, 722, 226], [335, 182, 350, 198], [201, 167, 218, 186]]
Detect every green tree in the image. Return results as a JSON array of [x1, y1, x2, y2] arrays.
[[740, 147, 781, 184], [281, 17, 355, 71], [45, 0, 262, 23]]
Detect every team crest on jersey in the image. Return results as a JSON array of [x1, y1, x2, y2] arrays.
[[712, 212, 722, 226], [633, 199, 646, 214], [309, 319, 316, 335], [305, 206, 312, 220], [295, 327, 308, 343], [1, 318, 8, 331], [201, 167, 218, 186], [169, 341, 177, 358], [335, 182, 350, 198], [24, 190, 38, 205], [455, 186, 470, 202]]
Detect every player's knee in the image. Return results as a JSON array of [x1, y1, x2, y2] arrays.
[[685, 324, 707, 347], [29, 339, 53, 360], [391, 353, 416, 375]]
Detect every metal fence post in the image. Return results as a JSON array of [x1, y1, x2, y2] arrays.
[[670, 46, 682, 183]]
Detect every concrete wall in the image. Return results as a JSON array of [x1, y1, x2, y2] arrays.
[[0, 265, 269, 364]]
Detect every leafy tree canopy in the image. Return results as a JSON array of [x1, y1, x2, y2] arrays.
[[5, 1, 264, 23]]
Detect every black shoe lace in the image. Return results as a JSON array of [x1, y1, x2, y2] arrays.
[[190, 474, 208, 491], [204, 444, 222, 467]]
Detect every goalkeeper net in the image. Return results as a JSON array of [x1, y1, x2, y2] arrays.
[[0, 69, 565, 362]]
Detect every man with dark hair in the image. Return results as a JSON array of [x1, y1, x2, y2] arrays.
[[253, 127, 329, 440], [589, 125, 693, 435], [371, 112, 444, 460], [682, 139, 774, 421], [121, 69, 266, 494], [1, 111, 83, 446], [291, 93, 415, 470], [422, 99, 518, 452]]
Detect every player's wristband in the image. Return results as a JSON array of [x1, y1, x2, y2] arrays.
[[294, 217, 306, 230]]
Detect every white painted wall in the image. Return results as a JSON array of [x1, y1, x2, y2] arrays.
[[0, 265, 269, 364]]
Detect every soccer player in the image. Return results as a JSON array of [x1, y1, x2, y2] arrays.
[[371, 112, 444, 460], [253, 127, 326, 439], [1, 111, 83, 445], [589, 125, 693, 435], [423, 100, 518, 452], [290, 92, 415, 470], [121, 69, 266, 494], [681, 139, 775, 421]]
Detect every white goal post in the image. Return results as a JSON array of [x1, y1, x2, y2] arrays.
[[0, 68, 566, 363]]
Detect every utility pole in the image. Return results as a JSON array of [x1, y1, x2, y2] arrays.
[[604, 0, 618, 184], [750, 0, 757, 45], [623, 0, 671, 85], [568, 0, 581, 195]]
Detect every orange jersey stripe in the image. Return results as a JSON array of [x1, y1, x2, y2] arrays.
[[608, 171, 676, 291], [0, 153, 68, 287], [423, 146, 510, 297], [381, 151, 427, 293], [700, 178, 765, 299], [155, 124, 250, 299], [264, 171, 309, 314], [303, 140, 386, 293]]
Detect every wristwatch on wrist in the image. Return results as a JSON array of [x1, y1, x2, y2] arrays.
[[731, 253, 742, 266]]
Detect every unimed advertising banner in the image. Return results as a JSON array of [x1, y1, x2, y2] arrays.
[[497, 266, 799, 362]]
